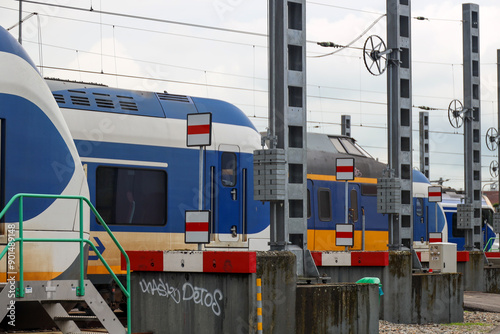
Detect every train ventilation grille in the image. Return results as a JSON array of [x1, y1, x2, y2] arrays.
[[117, 95, 138, 111], [70, 95, 91, 106], [95, 98, 114, 109], [53, 94, 65, 104], [157, 93, 190, 103], [92, 92, 113, 109], [119, 101, 138, 111]]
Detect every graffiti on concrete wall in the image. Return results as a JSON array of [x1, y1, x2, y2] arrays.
[[139, 278, 223, 316]]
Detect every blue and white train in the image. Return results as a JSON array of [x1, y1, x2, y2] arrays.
[[441, 190, 495, 250]]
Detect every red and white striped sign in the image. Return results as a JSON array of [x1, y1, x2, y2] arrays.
[[187, 113, 212, 147], [429, 232, 442, 243], [428, 186, 442, 202], [185, 210, 210, 244], [335, 223, 354, 247], [336, 158, 355, 180]]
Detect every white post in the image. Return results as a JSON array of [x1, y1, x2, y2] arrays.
[[435, 202, 438, 233], [198, 146, 203, 251], [345, 180, 348, 251]]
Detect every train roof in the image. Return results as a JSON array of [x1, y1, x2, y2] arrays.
[[45, 78, 258, 130], [441, 190, 491, 208], [307, 133, 373, 158], [306, 133, 387, 179]]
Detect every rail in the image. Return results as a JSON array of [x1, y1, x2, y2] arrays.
[[0, 193, 131, 333], [484, 236, 500, 252]]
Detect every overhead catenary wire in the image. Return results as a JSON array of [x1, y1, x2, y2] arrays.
[[307, 2, 384, 16], [13, 0, 267, 37], [25, 9, 268, 48], [1, 6, 480, 70], [309, 13, 387, 58], [39, 65, 268, 93]]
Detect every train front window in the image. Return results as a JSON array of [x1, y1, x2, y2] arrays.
[[354, 142, 373, 158], [339, 138, 363, 155], [483, 209, 493, 227], [330, 138, 346, 154], [96, 166, 167, 226]]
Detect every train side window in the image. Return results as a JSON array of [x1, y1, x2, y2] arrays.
[[221, 152, 237, 187], [318, 188, 332, 221], [451, 213, 465, 238], [96, 166, 167, 226], [350, 189, 358, 222], [361, 184, 377, 196], [416, 198, 424, 216]]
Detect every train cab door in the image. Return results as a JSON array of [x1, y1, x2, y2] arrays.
[[414, 197, 427, 242], [216, 145, 242, 243], [348, 184, 361, 248], [348, 184, 361, 224]]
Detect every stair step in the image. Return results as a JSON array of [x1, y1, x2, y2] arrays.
[[41, 299, 85, 303], [68, 332, 109, 334], [54, 315, 99, 321]]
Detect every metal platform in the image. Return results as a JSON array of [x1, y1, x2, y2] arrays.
[[0, 280, 126, 334]]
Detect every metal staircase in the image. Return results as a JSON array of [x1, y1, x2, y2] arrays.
[[0, 280, 126, 333], [0, 193, 131, 333]]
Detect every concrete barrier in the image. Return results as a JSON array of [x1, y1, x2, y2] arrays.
[[457, 251, 484, 291], [314, 251, 463, 324], [313, 251, 411, 323], [128, 251, 380, 333], [484, 267, 500, 293], [256, 251, 296, 334], [296, 283, 379, 334], [456, 251, 500, 293], [412, 273, 463, 324], [131, 271, 254, 333]]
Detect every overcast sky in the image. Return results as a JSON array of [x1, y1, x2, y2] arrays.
[[2, 0, 500, 190]]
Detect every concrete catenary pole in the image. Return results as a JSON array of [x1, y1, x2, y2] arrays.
[[386, 0, 413, 250], [255, 0, 318, 277], [459, 4, 482, 250], [419, 112, 430, 179]]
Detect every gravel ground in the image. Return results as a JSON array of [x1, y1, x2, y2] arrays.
[[380, 311, 500, 333]]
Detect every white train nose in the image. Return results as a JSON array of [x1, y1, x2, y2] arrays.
[[0, 26, 90, 280]]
